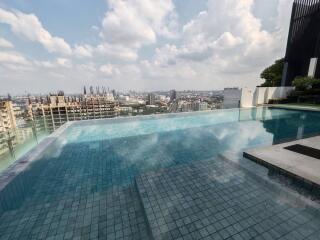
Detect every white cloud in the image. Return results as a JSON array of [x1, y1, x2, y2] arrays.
[[143, 0, 292, 89], [0, 51, 30, 65], [1, 0, 295, 94], [179, 0, 276, 63], [275, 0, 293, 42], [96, 43, 138, 61], [0, 8, 72, 55], [99, 64, 120, 76], [0, 37, 14, 48], [33, 60, 55, 68], [74, 44, 93, 58], [101, 0, 155, 48], [100, 0, 178, 49], [56, 58, 72, 68], [212, 32, 243, 50]]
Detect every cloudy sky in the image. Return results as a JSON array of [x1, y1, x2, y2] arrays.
[[0, 0, 293, 94]]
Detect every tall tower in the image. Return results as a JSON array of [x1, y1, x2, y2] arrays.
[[282, 0, 320, 86]]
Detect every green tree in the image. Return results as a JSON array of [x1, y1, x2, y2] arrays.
[[292, 76, 320, 91], [260, 58, 284, 87]]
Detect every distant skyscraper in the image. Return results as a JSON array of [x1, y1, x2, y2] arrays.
[[147, 93, 156, 105], [90, 86, 94, 95], [222, 88, 242, 109], [170, 90, 177, 102], [112, 90, 116, 98]]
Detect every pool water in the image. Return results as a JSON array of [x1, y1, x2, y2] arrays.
[[0, 107, 320, 240], [57, 107, 320, 187]]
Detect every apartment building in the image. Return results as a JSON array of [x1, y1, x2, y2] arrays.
[[0, 100, 17, 155], [29, 94, 120, 132]]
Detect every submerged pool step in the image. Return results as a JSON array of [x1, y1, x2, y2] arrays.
[[134, 180, 156, 240]]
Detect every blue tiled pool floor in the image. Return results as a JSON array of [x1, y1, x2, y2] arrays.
[[0, 141, 152, 240], [136, 157, 320, 240], [0, 185, 150, 240]]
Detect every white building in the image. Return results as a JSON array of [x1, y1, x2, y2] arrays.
[[222, 88, 242, 109]]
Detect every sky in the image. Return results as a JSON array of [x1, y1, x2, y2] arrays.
[[0, 0, 293, 94]]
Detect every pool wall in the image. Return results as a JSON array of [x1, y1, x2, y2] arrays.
[[0, 122, 73, 216]]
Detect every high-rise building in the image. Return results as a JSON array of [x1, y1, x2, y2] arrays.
[[0, 100, 17, 156], [282, 0, 320, 86], [147, 93, 156, 105], [180, 101, 193, 112], [29, 94, 120, 132], [192, 101, 208, 111], [169, 90, 177, 102], [0, 101, 17, 132], [222, 88, 242, 109]]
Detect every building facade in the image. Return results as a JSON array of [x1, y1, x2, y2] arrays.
[[147, 93, 156, 105], [0, 101, 17, 132], [29, 95, 120, 132], [283, 0, 320, 86], [0, 101, 17, 156], [169, 90, 177, 102], [222, 88, 242, 109]]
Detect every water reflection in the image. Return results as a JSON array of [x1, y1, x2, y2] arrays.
[[262, 109, 320, 144], [9, 107, 320, 184]]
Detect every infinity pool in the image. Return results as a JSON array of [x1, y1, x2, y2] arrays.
[[0, 107, 320, 240]]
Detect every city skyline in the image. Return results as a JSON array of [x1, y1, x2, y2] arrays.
[[1, 0, 293, 94]]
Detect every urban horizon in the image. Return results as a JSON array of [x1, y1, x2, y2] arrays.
[[0, 86, 239, 97]]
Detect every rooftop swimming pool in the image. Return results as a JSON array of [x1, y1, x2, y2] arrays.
[[0, 107, 320, 240]]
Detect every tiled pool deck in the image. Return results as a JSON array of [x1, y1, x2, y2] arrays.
[[244, 136, 320, 189], [136, 158, 320, 240]]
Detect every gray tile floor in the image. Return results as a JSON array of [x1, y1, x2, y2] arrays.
[[0, 186, 149, 240], [0, 140, 152, 240], [136, 158, 320, 240], [1, 136, 320, 240], [0, 184, 150, 240]]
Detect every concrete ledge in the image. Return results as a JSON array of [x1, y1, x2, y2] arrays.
[[220, 152, 320, 208], [244, 136, 320, 192], [268, 104, 320, 112]]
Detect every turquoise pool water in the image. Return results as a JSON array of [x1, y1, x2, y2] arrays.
[[54, 106, 320, 183], [0, 107, 320, 240]]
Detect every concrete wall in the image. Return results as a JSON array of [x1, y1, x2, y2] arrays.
[[241, 86, 294, 107], [240, 87, 255, 108]]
